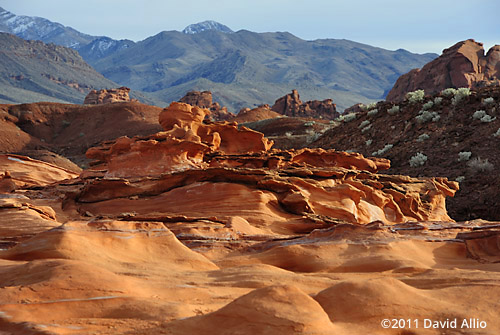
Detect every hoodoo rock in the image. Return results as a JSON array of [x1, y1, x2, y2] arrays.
[[271, 90, 339, 120], [179, 90, 235, 121], [386, 39, 500, 101], [83, 86, 133, 104]]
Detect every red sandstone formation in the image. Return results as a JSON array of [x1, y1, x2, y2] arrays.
[[179, 90, 235, 121], [387, 39, 500, 101], [84, 86, 134, 104], [271, 89, 339, 120], [2, 99, 500, 335]]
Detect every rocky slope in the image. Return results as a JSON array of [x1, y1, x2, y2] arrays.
[[387, 39, 500, 102], [313, 85, 500, 221], [0, 102, 499, 334], [0, 32, 119, 104]]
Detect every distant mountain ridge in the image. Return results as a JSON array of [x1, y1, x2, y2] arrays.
[[0, 7, 438, 111]]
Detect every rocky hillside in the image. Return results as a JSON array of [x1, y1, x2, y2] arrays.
[[387, 39, 500, 101], [313, 85, 500, 221], [0, 33, 119, 104], [89, 29, 436, 111]]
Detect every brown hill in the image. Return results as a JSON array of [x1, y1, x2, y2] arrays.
[[387, 39, 500, 102], [313, 85, 500, 221]]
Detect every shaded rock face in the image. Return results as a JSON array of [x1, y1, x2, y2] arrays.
[[387, 39, 500, 101], [84, 87, 133, 105], [271, 90, 339, 120]]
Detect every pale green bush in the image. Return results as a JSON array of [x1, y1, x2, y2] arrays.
[[372, 144, 393, 156], [406, 90, 425, 104], [304, 121, 316, 127], [415, 110, 440, 123], [342, 113, 357, 122], [472, 110, 487, 120], [361, 124, 372, 133], [467, 157, 494, 172], [367, 109, 379, 116], [433, 97, 443, 106], [441, 88, 457, 97], [455, 176, 465, 183], [359, 120, 370, 129], [365, 139, 373, 146], [494, 128, 500, 138], [458, 151, 472, 161], [422, 101, 434, 110], [416, 133, 430, 142], [482, 97, 495, 106], [452, 87, 471, 105], [409, 152, 427, 167], [387, 105, 400, 115]]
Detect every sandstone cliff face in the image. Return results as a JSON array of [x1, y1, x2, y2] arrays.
[[271, 90, 339, 120], [83, 86, 133, 104], [387, 39, 500, 101]]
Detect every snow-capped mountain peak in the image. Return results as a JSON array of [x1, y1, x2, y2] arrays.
[[182, 21, 234, 34]]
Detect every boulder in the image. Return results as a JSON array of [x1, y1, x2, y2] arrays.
[[83, 87, 133, 105], [271, 90, 339, 119]]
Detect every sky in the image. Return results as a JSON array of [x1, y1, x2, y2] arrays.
[[2, 0, 499, 54]]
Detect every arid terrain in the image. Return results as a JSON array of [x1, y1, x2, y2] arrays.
[[0, 34, 500, 335]]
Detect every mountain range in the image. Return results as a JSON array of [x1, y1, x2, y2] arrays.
[[0, 7, 437, 111]]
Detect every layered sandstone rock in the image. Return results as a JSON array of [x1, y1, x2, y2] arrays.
[[84, 86, 133, 105], [387, 39, 500, 101], [2, 99, 500, 335], [179, 90, 235, 121], [234, 105, 282, 123], [271, 90, 339, 120]]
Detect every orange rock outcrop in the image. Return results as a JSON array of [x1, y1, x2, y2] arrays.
[[3, 100, 499, 335], [387, 39, 500, 101], [84, 86, 134, 104]]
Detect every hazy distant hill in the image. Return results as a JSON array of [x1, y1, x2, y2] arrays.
[[0, 33, 119, 104], [0, 6, 437, 110], [89, 28, 437, 111]]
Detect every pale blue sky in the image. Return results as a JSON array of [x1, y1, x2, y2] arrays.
[[2, 0, 499, 54]]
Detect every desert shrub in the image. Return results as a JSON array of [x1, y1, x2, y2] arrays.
[[472, 110, 487, 120], [482, 97, 495, 106], [361, 124, 372, 133], [406, 90, 425, 104], [467, 157, 494, 172], [415, 110, 440, 123], [367, 109, 379, 116], [494, 127, 500, 138], [441, 88, 457, 97], [61, 120, 71, 128], [481, 115, 496, 123], [409, 152, 427, 167], [372, 144, 393, 156], [342, 113, 357, 122], [452, 87, 471, 105], [304, 121, 316, 127], [433, 97, 443, 106], [422, 101, 434, 110], [387, 105, 400, 115], [365, 139, 373, 146], [473, 110, 496, 122], [416, 133, 430, 142], [359, 120, 370, 129], [458, 151, 472, 162], [285, 131, 292, 138], [455, 176, 465, 183]]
